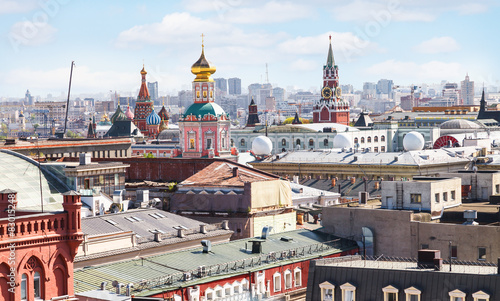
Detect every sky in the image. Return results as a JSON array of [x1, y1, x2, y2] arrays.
[[0, 0, 499, 98]]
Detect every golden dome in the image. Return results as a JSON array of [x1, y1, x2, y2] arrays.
[[140, 64, 147, 75], [191, 45, 216, 82]]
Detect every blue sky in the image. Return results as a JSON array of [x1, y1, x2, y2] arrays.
[[0, 0, 498, 98]]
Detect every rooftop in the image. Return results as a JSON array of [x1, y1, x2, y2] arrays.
[[74, 229, 357, 296], [180, 161, 278, 188]]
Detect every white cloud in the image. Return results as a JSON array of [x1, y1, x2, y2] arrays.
[[222, 1, 314, 24], [8, 21, 57, 48], [290, 59, 316, 72], [278, 32, 381, 62], [365, 60, 462, 83], [413, 37, 460, 54], [456, 3, 488, 15], [0, 0, 37, 14], [331, 1, 435, 23]]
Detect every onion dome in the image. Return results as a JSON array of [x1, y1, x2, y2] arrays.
[[159, 119, 168, 132], [191, 44, 216, 82], [158, 105, 169, 121], [125, 105, 134, 120], [111, 105, 128, 124], [146, 108, 161, 125], [184, 102, 225, 119]]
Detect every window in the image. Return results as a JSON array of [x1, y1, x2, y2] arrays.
[[294, 267, 302, 287], [34, 271, 41, 299], [451, 245, 458, 259], [472, 290, 490, 301], [374, 136, 379, 142], [203, 91, 207, 98], [196, 91, 200, 98], [404, 287, 421, 301], [443, 192, 448, 202], [381, 146, 386, 152], [189, 139, 195, 149], [383, 285, 398, 301], [273, 272, 281, 292], [324, 139, 329, 146], [435, 193, 440, 203], [374, 147, 378, 152], [309, 139, 314, 147], [230, 139, 234, 147], [421, 244, 429, 249], [296, 139, 301, 146], [284, 269, 292, 289], [361, 137, 365, 143], [282, 139, 287, 146], [215, 285, 223, 298], [449, 289, 466, 301], [478, 247, 487, 261], [241, 139, 245, 146], [451, 190, 456, 200], [341, 282, 356, 301], [319, 281, 335, 301], [381, 135, 386, 142], [496, 184, 500, 194], [354, 138, 358, 144], [206, 138, 212, 149], [21, 274, 27, 300], [367, 136, 371, 143], [223, 283, 232, 297], [410, 194, 421, 204]]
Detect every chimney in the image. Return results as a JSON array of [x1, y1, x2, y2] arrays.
[[200, 224, 207, 234], [222, 220, 229, 230], [232, 167, 239, 177], [177, 228, 185, 238], [116, 283, 124, 295], [201, 240, 211, 253], [100, 282, 107, 291], [154, 232, 162, 242], [79, 153, 91, 165], [261, 226, 272, 239], [126, 283, 133, 296]]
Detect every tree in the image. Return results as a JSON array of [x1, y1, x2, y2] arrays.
[[143, 152, 156, 158]]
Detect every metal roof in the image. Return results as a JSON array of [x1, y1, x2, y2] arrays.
[[74, 229, 357, 296]]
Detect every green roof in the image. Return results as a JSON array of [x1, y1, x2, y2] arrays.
[[74, 228, 356, 296], [184, 102, 226, 119]]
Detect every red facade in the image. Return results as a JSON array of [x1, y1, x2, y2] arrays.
[[0, 191, 83, 301]]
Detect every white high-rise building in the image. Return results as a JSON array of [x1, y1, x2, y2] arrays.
[[461, 74, 474, 105]]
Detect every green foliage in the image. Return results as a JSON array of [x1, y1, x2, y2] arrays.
[[143, 152, 156, 158], [282, 117, 311, 125]]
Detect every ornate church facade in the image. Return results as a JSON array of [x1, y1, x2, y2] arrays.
[[178, 40, 231, 158]]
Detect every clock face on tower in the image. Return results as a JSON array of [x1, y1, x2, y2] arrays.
[[322, 86, 332, 99], [335, 87, 342, 98]]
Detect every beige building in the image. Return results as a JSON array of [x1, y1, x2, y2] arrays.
[[322, 206, 500, 262], [381, 177, 461, 215], [439, 170, 500, 201]]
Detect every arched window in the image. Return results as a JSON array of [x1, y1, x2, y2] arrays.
[[323, 139, 329, 147], [381, 135, 385, 142], [34, 272, 41, 299], [230, 139, 234, 147], [296, 139, 301, 146], [361, 137, 365, 143], [374, 136, 378, 142], [21, 274, 27, 300], [367, 136, 371, 143], [309, 139, 314, 147], [241, 139, 245, 146], [354, 137, 358, 144], [282, 139, 287, 146]]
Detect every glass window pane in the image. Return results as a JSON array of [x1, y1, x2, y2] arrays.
[[21, 274, 27, 300], [34, 272, 41, 298]]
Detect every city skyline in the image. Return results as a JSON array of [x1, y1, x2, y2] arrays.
[[0, 0, 499, 98]]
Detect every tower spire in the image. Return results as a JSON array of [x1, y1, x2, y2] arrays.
[[327, 35, 335, 67]]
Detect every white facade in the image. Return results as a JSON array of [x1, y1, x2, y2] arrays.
[[381, 177, 462, 213]]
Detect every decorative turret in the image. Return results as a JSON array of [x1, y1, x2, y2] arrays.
[[111, 105, 128, 124], [246, 97, 260, 127], [87, 117, 96, 138], [125, 105, 134, 120], [158, 105, 169, 121], [62, 190, 83, 256], [191, 35, 216, 83], [146, 108, 161, 125], [138, 65, 151, 101], [292, 111, 302, 124]]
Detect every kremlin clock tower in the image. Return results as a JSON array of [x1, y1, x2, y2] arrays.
[[312, 36, 350, 125], [178, 37, 231, 158]]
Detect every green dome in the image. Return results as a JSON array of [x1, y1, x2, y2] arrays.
[[110, 105, 128, 124], [184, 102, 226, 119]]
